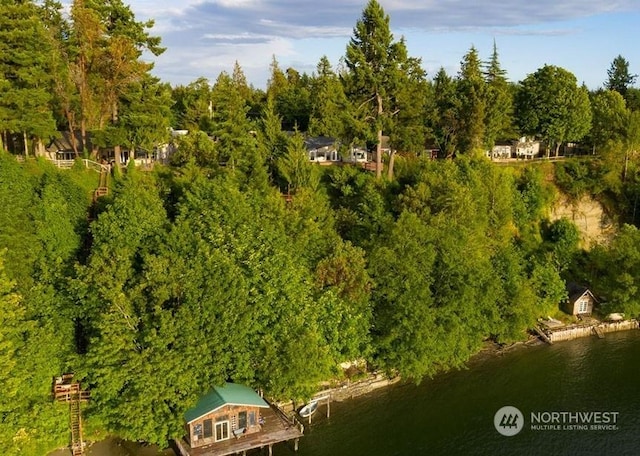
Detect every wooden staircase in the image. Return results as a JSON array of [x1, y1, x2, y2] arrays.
[[54, 375, 90, 456], [93, 165, 110, 202], [69, 384, 84, 456]]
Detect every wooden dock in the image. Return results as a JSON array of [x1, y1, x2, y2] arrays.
[[175, 404, 303, 456]]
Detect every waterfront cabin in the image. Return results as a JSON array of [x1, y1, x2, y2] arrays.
[[185, 383, 270, 449], [178, 383, 304, 456], [564, 284, 598, 316]]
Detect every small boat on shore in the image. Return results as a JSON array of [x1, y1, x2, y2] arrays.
[[298, 401, 318, 418]]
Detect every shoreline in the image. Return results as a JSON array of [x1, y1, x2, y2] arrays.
[[288, 319, 639, 413], [48, 320, 639, 456]]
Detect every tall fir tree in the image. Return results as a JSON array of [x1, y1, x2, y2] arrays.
[[483, 41, 514, 152], [456, 46, 486, 155], [606, 55, 637, 96], [0, 0, 57, 155], [429, 68, 460, 158], [344, 0, 413, 178], [308, 56, 351, 139]]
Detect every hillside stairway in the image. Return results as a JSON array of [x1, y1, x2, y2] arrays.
[[54, 375, 90, 456], [93, 164, 110, 202]]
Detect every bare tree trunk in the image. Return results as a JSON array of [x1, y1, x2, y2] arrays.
[[114, 144, 122, 167], [67, 111, 79, 157], [0, 131, 4, 152], [23, 132, 28, 156], [81, 118, 88, 155], [376, 128, 383, 178], [36, 138, 45, 157], [387, 150, 396, 180], [112, 102, 122, 168]]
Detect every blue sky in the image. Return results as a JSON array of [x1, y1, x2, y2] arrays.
[[126, 0, 640, 89]]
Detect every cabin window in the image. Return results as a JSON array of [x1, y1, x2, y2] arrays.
[[215, 421, 229, 441], [203, 419, 213, 438], [238, 411, 247, 429], [249, 411, 256, 426], [193, 423, 203, 439], [578, 298, 590, 313]]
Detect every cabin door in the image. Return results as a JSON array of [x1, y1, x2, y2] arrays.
[[215, 421, 229, 441], [238, 411, 247, 429]]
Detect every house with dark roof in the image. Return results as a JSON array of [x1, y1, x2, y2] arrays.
[[178, 383, 303, 456], [564, 284, 598, 316], [304, 136, 340, 162]]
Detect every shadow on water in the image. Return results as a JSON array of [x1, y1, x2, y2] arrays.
[[49, 438, 175, 456]]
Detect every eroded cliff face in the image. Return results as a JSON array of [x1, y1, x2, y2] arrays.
[[550, 194, 615, 249]]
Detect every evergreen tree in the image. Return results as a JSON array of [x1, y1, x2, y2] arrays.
[[257, 94, 288, 185], [68, 0, 164, 162], [606, 55, 637, 96], [386, 54, 429, 178], [276, 132, 319, 192], [118, 75, 172, 159], [210, 72, 257, 172], [41, 0, 82, 154], [456, 46, 486, 154], [171, 77, 213, 132], [344, 0, 414, 178], [483, 41, 514, 151], [0, 0, 57, 155], [308, 56, 351, 139], [429, 68, 460, 158]]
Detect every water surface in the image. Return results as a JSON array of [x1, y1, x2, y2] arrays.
[[53, 330, 640, 456]]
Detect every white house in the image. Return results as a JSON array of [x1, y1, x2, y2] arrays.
[[514, 137, 540, 159]]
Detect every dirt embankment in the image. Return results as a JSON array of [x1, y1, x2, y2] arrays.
[[550, 194, 615, 249]]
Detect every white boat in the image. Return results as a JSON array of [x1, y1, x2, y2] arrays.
[[298, 401, 318, 418]]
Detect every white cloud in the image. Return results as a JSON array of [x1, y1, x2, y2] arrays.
[[131, 0, 640, 86], [213, 0, 261, 8]]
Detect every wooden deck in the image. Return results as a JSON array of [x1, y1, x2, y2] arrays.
[[175, 405, 303, 456]]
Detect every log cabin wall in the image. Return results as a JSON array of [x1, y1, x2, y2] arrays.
[[188, 404, 263, 448]]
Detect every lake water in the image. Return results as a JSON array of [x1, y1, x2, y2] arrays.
[[61, 330, 640, 456], [297, 330, 640, 456]]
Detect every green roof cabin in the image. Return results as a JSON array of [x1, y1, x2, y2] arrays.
[[177, 383, 303, 456], [185, 383, 269, 448]]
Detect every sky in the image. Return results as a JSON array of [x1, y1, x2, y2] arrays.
[[124, 0, 640, 90]]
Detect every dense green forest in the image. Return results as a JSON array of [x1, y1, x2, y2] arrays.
[[2, 0, 640, 454]]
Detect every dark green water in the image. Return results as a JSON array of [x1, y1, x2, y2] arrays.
[[296, 330, 640, 456], [66, 330, 640, 456]]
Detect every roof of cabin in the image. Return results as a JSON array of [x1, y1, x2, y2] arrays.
[[567, 283, 598, 304], [185, 383, 269, 424]]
